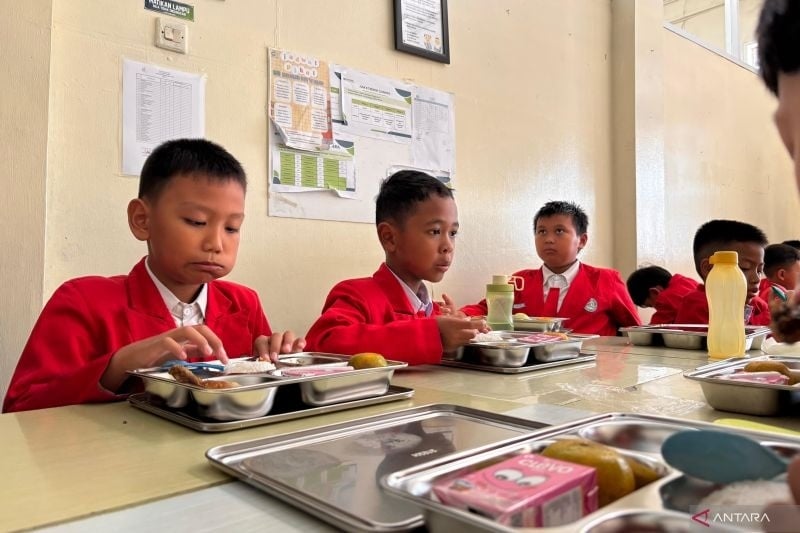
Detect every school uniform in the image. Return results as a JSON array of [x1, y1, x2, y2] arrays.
[[460, 263, 641, 336], [3, 257, 272, 413], [649, 274, 700, 325], [674, 284, 771, 326], [758, 277, 786, 304], [304, 263, 443, 365]]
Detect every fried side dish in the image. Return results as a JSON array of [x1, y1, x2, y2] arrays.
[[743, 360, 800, 385], [770, 300, 800, 343], [168, 365, 239, 389]]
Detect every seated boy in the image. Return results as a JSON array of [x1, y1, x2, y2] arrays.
[[3, 139, 304, 413], [626, 266, 699, 325], [674, 219, 771, 326], [304, 171, 487, 364], [460, 201, 641, 336], [758, 243, 800, 303]]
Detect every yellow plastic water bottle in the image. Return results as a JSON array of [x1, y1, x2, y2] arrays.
[[706, 251, 746, 360], [486, 275, 514, 331]]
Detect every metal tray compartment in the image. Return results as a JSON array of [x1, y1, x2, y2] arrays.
[[128, 386, 415, 432], [620, 324, 769, 351], [440, 353, 596, 374], [128, 353, 407, 421], [512, 316, 568, 332], [453, 332, 595, 367], [380, 412, 798, 532], [684, 355, 800, 415], [205, 404, 550, 532]]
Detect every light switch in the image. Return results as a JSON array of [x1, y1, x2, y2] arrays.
[[155, 17, 188, 54]]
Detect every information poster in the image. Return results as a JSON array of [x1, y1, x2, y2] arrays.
[[269, 48, 333, 151]]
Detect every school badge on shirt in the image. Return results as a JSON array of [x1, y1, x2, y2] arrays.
[[584, 298, 598, 312]]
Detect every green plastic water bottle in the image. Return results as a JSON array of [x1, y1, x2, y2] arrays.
[[706, 251, 747, 360], [486, 275, 514, 331]]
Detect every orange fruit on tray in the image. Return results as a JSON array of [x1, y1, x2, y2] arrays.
[[350, 352, 388, 369]]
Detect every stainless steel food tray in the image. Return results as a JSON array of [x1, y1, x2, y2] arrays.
[[620, 324, 769, 351], [128, 353, 406, 421], [684, 355, 800, 415], [512, 316, 568, 332], [205, 404, 550, 532], [440, 353, 596, 374], [381, 412, 800, 532], [451, 332, 598, 367], [127, 385, 414, 432]]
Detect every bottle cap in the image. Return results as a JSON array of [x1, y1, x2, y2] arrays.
[[487, 275, 513, 292], [709, 251, 739, 265]]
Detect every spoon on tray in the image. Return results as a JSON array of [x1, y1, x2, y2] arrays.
[[661, 429, 788, 484]]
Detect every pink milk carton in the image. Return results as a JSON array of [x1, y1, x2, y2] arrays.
[[433, 453, 598, 527]]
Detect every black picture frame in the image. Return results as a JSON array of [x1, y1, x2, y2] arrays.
[[393, 0, 450, 64]]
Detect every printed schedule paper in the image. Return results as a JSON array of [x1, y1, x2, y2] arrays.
[[122, 59, 206, 175]]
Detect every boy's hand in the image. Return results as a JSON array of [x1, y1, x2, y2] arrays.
[[436, 316, 489, 353], [102, 325, 227, 392], [435, 293, 467, 318], [254, 331, 307, 363]]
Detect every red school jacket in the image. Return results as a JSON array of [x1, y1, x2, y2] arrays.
[[649, 273, 700, 325], [3, 257, 272, 413], [460, 264, 642, 336], [304, 263, 443, 365], [674, 284, 771, 326]]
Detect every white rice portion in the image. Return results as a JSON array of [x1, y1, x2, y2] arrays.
[[224, 360, 276, 374], [473, 332, 505, 343], [698, 480, 791, 507]]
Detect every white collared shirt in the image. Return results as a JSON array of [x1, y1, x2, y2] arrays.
[[386, 267, 434, 317], [542, 261, 581, 312], [145, 258, 208, 327]]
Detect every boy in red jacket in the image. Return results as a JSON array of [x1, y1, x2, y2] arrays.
[[674, 219, 771, 326], [626, 266, 699, 325], [304, 171, 488, 364], [4, 139, 304, 412], [460, 201, 641, 336], [758, 243, 800, 303]]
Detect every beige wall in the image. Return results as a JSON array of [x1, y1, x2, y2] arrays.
[[1, 0, 797, 403], [0, 2, 51, 404], [662, 26, 800, 279]]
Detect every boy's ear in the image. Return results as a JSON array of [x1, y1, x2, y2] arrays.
[[776, 268, 787, 283], [377, 221, 398, 252], [648, 286, 663, 300], [127, 198, 150, 242], [577, 233, 589, 252], [699, 257, 713, 279]]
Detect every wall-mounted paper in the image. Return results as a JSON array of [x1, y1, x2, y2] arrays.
[[122, 59, 205, 176]]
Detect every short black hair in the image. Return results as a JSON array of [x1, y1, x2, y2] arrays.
[[765, 243, 800, 276], [138, 139, 247, 201], [375, 170, 453, 226], [626, 266, 673, 307], [692, 220, 769, 274], [757, 0, 800, 96], [533, 201, 589, 235], [782, 239, 800, 250]]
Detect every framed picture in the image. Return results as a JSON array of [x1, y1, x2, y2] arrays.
[[393, 0, 450, 64]]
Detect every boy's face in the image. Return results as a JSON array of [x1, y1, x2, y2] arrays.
[[129, 174, 245, 302], [379, 195, 458, 288], [774, 73, 800, 192], [701, 242, 764, 302], [534, 214, 587, 273]]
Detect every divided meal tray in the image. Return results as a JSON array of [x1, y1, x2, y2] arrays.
[[127, 352, 406, 422], [440, 353, 597, 374], [685, 355, 800, 416], [380, 412, 800, 532], [205, 404, 550, 532], [128, 386, 414, 432], [620, 324, 769, 351], [442, 331, 598, 372]]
